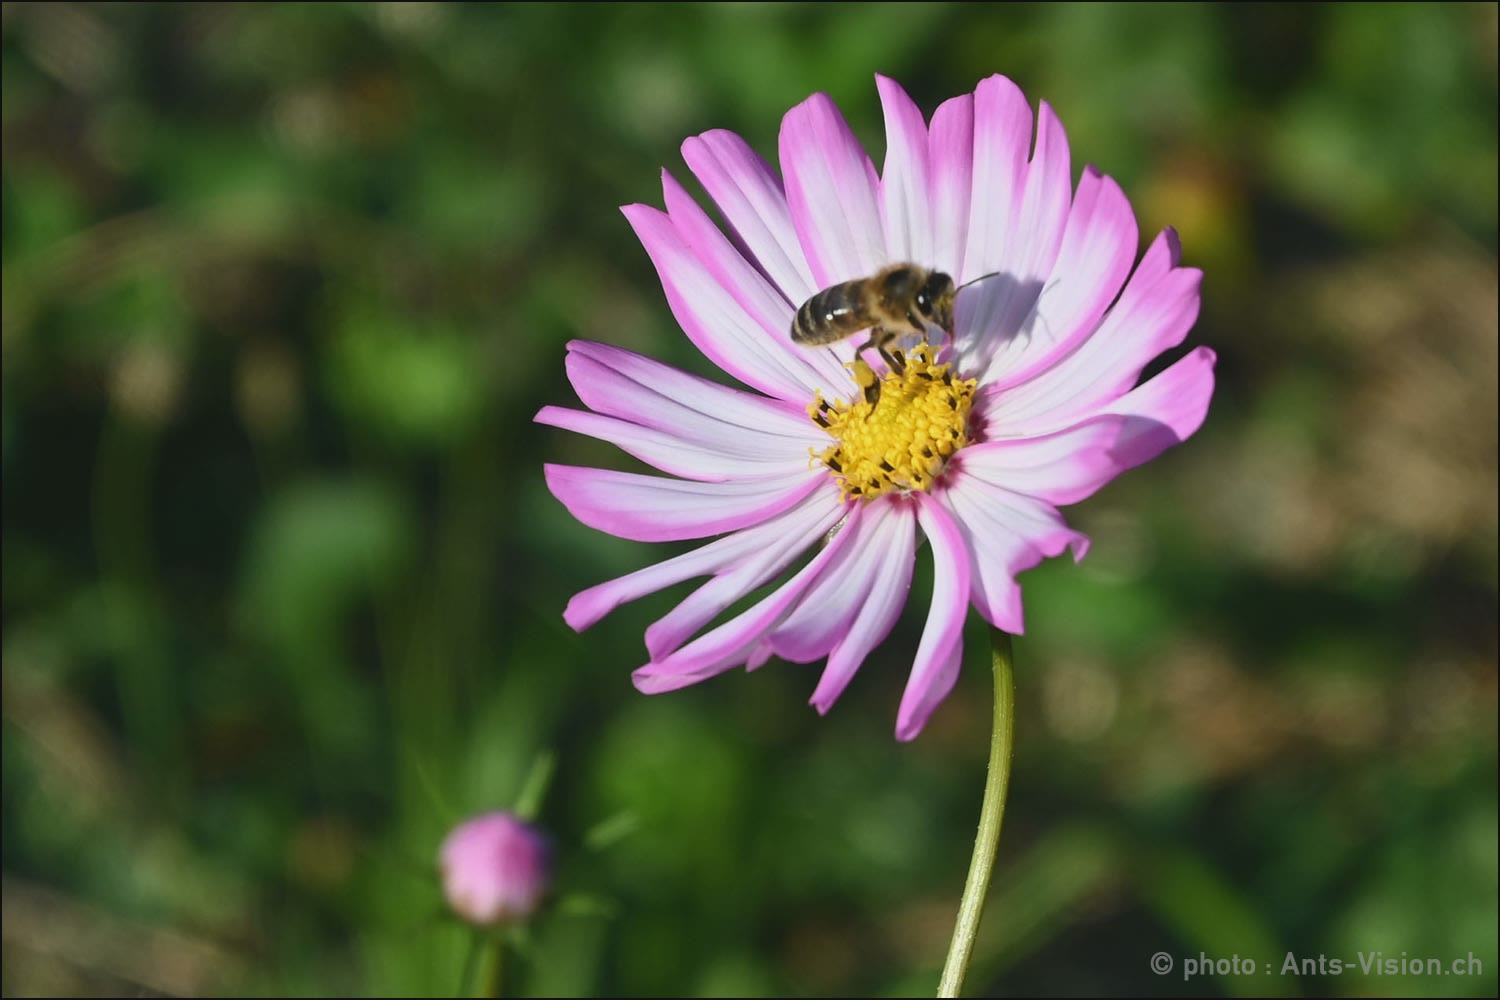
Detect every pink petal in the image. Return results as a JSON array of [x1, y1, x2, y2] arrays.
[[876, 75, 934, 266], [767, 495, 907, 664], [896, 494, 973, 741], [1116, 223, 1185, 290], [963, 345, 1212, 508], [936, 476, 1089, 633], [622, 203, 828, 401], [1007, 101, 1073, 290], [959, 75, 1030, 293], [535, 406, 807, 483], [980, 168, 1138, 390], [645, 484, 848, 660], [810, 496, 918, 713], [543, 464, 821, 543], [957, 79, 1074, 365], [779, 92, 886, 287], [1102, 346, 1217, 454], [747, 641, 775, 671], [984, 229, 1203, 433], [632, 509, 861, 692], [562, 482, 844, 633], [681, 129, 818, 307], [562, 341, 817, 452], [927, 93, 974, 279], [954, 415, 1134, 506], [661, 171, 852, 394]]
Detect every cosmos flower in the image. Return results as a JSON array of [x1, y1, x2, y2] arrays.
[[439, 812, 552, 926], [539, 75, 1214, 740]]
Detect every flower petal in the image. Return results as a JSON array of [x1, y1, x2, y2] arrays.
[[936, 476, 1088, 633], [768, 494, 910, 664], [747, 641, 775, 671], [632, 505, 862, 692], [544, 464, 821, 543], [562, 340, 818, 452], [979, 168, 1139, 390], [959, 75, 1030, 293], [963, 343, 1213, 508], [536, 406, 807, 482], [957, 79, 1074, 365], [953, 415, 1134, 506], [983, 229, 1204, 433], [661, 171, 852, 394], [810, 497, 918, 713], [896, 494, 972, 741], [1008, 100, 1074, 291], [623, 203, 828, 401], [681, 129, 818, 307], [562, 482, 843, 633], [1102, 346, 1218, 455], [645, 483, 847, 660], [779, 92, 886, 287], [876, 75, 934, 266], [927, 92, 974, 279]]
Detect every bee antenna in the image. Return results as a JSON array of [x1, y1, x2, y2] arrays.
[[955, 270, 1005, 293]]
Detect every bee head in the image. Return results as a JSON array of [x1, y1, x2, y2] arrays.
[[917, 271, 957, 336]]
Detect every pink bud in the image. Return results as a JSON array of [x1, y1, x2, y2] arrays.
[[438, 812, 551, 926]]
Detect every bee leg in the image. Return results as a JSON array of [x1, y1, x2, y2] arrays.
[[849, 354, 882, 407], [857, 328, 904, 376], [878, 344, 906, 376]]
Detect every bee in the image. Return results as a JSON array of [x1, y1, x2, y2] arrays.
[[791, 263, 956, 379]]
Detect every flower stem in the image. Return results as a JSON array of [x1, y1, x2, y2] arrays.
[[937, 627, 1015, 998], [474, 933, 505, 999]]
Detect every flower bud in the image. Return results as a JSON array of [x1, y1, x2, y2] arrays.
[[438, 812, 551, 926]]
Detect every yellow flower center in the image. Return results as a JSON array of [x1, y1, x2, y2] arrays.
[[807, 343, 977, 501]]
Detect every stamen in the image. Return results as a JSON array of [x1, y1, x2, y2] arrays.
[[804, 343, 977, 502]]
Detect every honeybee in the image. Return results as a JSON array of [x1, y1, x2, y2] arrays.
[[791, 263, 957, 377]]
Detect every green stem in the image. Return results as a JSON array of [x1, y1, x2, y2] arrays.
[[477, 934, 505, 999], [937, 628, 1016, 998], [458, 933, 481, 997]]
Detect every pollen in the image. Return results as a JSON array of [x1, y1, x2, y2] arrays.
[[806, 343, 977, 501]]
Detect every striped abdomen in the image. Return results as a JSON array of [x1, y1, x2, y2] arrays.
[[791, 279, 872, 345]]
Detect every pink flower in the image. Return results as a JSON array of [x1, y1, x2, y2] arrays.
[[539, 75, 1214, 740], [439, 812, 551, 926]]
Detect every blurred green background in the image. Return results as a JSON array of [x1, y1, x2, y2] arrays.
[[3, 3, 1496, 997]]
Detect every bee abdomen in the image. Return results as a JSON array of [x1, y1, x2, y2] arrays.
[[792, 280, 865, 345]]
